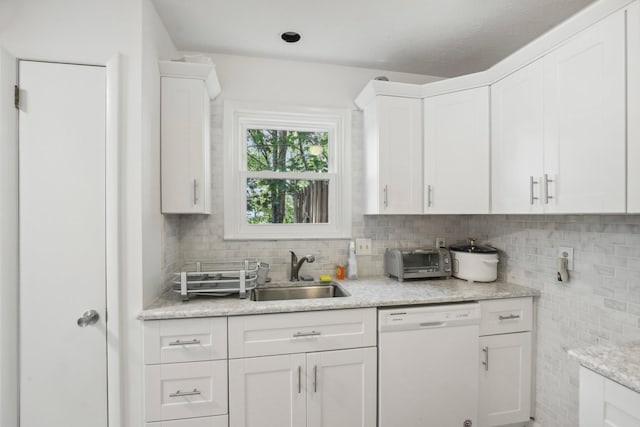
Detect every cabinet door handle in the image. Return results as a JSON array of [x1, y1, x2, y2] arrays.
[[498, 314, 521, 321], [544, 174, 554, 204], [293, 331, 321, 338], [170, 388, 201, 397], [482, 347, 489, 371], [383, 185, 388, 208], [193, 179, 198, 205], [529, 176, 539, 205], [427, 184, 433, 208], [313, 365, 318, 393], [168, 338, 201, 346], [297, 365, 302, 394]]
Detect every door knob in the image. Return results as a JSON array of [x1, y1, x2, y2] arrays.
[[77, 309, 100, 327]]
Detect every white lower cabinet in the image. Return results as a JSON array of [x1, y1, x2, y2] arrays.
[[229, 348, 376, 427], [306, 348, 377, 427], [227, 308, 377, 427], [479, 332, 532, 427], [144, 318, 229, 426], [579, 367, 640, 427], [478, 298, 533, 427]]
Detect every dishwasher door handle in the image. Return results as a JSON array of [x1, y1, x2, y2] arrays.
[[419, 321, 445, 328]]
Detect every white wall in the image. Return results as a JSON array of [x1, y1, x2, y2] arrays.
[[0, 48, 18, 427], [0, 1, 176, 425], [141, 0, 179, 307]]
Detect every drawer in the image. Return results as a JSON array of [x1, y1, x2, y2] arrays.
[[144, 317, 227, 364], [145, 360, 228, 422], [479, 297, 533, 336], [145, 415, 228, 427], [228, 308, 377, 358]]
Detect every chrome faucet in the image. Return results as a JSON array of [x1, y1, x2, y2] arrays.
[[290, 251, 315, 281]]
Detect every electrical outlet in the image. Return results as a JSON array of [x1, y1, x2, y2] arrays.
[[435, 237, 446, 248], [559, 247, 574, 270], [355, 238, 373, 256]]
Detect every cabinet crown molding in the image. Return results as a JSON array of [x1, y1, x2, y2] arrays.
[[355, 0, 635, 108], [354, 80, 425, 109], [159, 59, 221, 99]]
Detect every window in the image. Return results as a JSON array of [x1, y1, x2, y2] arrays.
[[223, 102, 351, 239]]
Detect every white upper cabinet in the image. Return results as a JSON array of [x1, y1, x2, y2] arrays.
[[160, 61, 220, 214], [424, 87, 490, 214], [492, 8, 626, 214], [491, 60, 545, 214], [543, 8, 626, 213], [628, 1, 640, 213], [362, 95, 423, 214]]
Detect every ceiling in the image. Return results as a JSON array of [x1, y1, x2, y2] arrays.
[[152, 0, 597, 78]]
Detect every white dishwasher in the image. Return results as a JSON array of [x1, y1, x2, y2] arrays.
[[378, 303, 481, 427]]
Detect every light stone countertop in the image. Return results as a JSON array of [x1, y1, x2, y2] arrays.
[[140, 277, 539, 320], [569, 341, 640, 394]]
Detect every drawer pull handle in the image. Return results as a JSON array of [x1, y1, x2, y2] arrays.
[[293, 331, 321, 338], [170, 388, 201, 397], [498, 314, 521, 321], [168, 339, 201, 346], [313, 365, 318, 393], [298, 366, 302, 394]]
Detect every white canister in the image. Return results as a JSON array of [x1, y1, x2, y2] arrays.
[[449, 239, 499, 282]]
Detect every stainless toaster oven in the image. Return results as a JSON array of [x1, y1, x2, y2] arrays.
[[384, 248, 452, 281]]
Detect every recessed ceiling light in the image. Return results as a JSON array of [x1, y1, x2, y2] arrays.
[[281, 31, 301, 43]]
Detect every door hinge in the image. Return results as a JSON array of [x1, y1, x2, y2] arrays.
[[14, 85, 19, 110]]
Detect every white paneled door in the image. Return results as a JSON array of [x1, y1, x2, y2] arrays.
[[19, 61, 108, 427]]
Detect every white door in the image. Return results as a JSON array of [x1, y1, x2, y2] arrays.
[[229, 353, 306, 427], [306, 347, 376, 427], [424, 87, 490, 214], [377, 96, 423, 214], [479, 332, 532, 427], [543, 9, 626, 213], [491, 59, 545, 214], [0, 48, 19, 427], [19, 61, 107, 427]]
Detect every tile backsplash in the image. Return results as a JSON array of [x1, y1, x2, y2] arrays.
[[161, 101, 640, 427]]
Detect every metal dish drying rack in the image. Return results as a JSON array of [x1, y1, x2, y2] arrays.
[[172, 259, 269, 301]]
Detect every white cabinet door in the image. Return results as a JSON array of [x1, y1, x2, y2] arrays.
[[364, 96, 423, 214], [479, 332, 532, 427], [229, 354, 306, 427], [161, 76, 211, 214], [579, 367, 640, 427], [424, 87, 490, 213], [491, 59, 545, 214], [543, 9, 626, 214], [306, 348, 376, 427], [628, 2, 640, 213]]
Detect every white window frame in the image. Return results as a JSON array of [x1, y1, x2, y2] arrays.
[[223, 101, 352, 240]]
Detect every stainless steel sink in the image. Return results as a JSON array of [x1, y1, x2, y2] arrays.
[[250, 283, 350, 302]]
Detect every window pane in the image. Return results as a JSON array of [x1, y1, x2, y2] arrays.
[[246, 129, 328, 172], [246, 179, 329, 224]]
